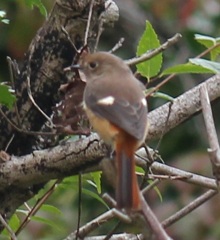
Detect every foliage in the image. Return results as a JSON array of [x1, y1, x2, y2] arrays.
[[0, 10, 9, 24], [24, 0, 47, 17], [0, 84, 16, 109], [194, 34, 220, 61], [136, 21, 162, 80]]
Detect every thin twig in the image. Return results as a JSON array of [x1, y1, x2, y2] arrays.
[[64, 209, 116, 240], [27, 76, 54, 127], [102, 193, 117, 208], [94, 0, 118, 52], [109, 38, 125, 53], [145, 73, 176, 98], [200, 86, 220, 149], [0, 214, 17, 240], [147, 173, 191, 180], [4, 134, 14, 152], [76, 174, 82, 240], [145, 74, 220, 141], [6, 57, 21, 128], [155, 101, 173, 152], [125, 33, 182, 66], [140, 194, 172, 240], [83, 233, 143, 240], [196, 42, 220, 58], [15, 179, 61, 236], [61, 26, 79, 53], [162, 189, 218, 228], [136, 149, 218, 190], [103, 221, 121, 240], [94, 18, 104, 52], [25, 34, 54, 128], [144, 40, 220, 98], [84, 0, 94, 46], [200, 85, 220, 181], [24, 202, 31, 212], [111, 208, 132, 223], [0, 107, 56, 136], [142, 179, 160, 195]]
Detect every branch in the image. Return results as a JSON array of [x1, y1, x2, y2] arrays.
[[0, 73, 219, 233], [125, 33, 182, 66], [147, 74, 220, 141], [200, 85, 220, 181], [0, 0, 106, 155], [162, 189, 217, 228], [0, 0, 119, 230], [136, 149, 217, 190], [1, 74, 219, 193], [0, 134, 107, 191]]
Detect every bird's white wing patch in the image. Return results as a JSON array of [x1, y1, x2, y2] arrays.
[[141, 98, 147, 106], [97, 96, 115, 105]]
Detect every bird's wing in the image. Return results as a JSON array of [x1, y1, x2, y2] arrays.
[[85, 93, 147, 140]]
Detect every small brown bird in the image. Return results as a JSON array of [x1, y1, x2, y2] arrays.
[[76, 51, 148, 210]]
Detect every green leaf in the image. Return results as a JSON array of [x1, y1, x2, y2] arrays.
[[194, 34, 220, 61], [90, 171, 102, 194], [189, 58, 220, 73], [0, 10, 6, 18], [195, 34, 216, 48], [82, 188, 109, 209], [62, 176, 78, 185], [0, 85, 16, 109], [40, 204, 62, 215], [2, 214, 20, 236], [9, 214, 20, 231], [31, 216, 62, 231], [148, 180, 163, 202], [151, 91, 174, 102], [24, 0, 47, 17], [135, 166, 145, 175], [145, 88, 174, 102], [0, 10, 9, 24], [161, 62, 214, 76], [1, 19, 9, 24], [136, 21, 162, 80]]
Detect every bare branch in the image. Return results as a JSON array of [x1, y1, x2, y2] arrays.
[[136, 149, 218, 190], [0, 74, 219, 218], [147, 74, 220, 141], [162, 189, 217, 228], [64, 209, 125, 240], [109, 37, 125, 53], [125, 33, 182, 66], [84, 0, 95, 46], [200, 85, 220, 181], [140, 194, 172, 240], [0, 214, 17, 240]]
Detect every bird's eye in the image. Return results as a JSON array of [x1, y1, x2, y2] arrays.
[[89, 61, 98, 69]]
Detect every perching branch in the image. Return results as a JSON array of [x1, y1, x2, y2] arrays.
[[147, 74, 220, 141], [1, 75, 220, 192], [0, 73, 219, 233]]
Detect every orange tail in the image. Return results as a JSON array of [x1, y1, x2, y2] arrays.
[[115, 139, 140, 210]]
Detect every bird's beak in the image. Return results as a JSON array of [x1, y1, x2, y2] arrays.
[[70, 64, 81, 69], [64, 64, 82, 72]]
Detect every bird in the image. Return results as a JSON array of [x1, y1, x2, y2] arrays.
[[74, 51, 148, 210]]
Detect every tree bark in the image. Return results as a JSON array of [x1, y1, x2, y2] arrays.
[[0, 0, 108, 230]]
